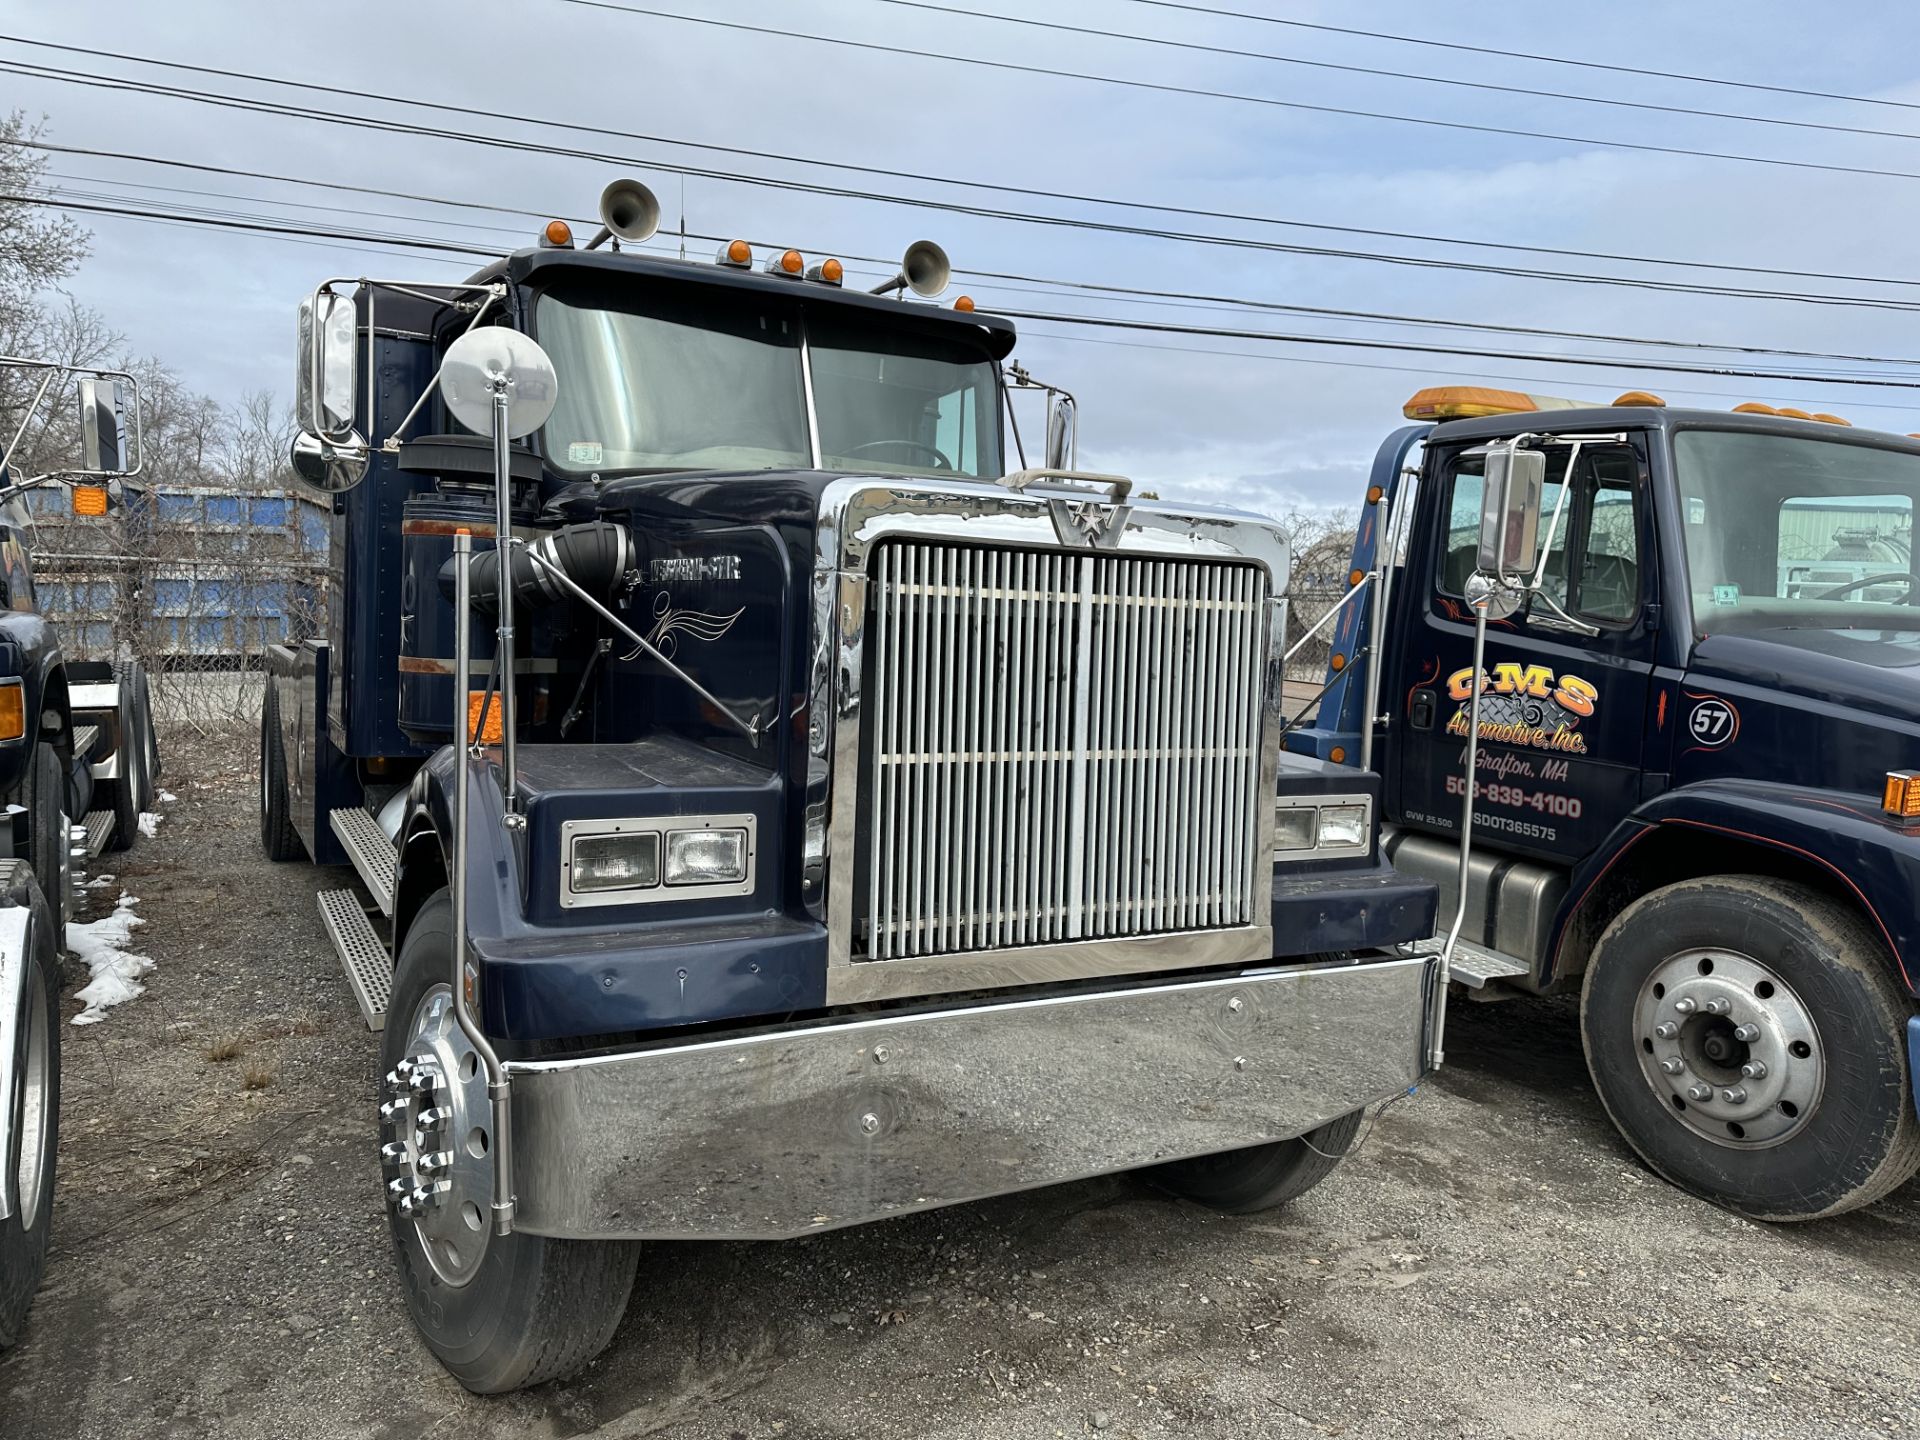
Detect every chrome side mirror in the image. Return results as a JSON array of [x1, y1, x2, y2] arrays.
[[289, 428, 369, 494], [1477, 443, 1546, 579], [297, 291, 359, 439], [76, 376, 131, 474], [1043, 391, 1077, 471]]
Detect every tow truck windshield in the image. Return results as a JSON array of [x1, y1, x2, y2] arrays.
[[535, 280, 1002, 479], [1676, 428, 1920, 634]]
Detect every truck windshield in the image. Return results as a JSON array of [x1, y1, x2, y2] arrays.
[[1674, 429, 1920, 633], [535, 282, 1001, 478]]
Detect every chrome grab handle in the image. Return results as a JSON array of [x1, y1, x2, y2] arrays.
[[1000, 467, 1133, 504]]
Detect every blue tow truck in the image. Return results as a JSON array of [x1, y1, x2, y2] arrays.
[[1293, 383, 1920, 1221], [0, 358, 160, 1349], [262, 179, 1441, 1392]]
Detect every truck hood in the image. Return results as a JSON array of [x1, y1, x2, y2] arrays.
[[1690, 627, 1920, 724]]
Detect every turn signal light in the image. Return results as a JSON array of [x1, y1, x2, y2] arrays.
[[0, 681, 22, 742], [1884, 771, 1920, 819], [467, 691, 503, 746], [71, 484, 109, 516]]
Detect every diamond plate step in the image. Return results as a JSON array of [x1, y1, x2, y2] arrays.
[[82, 809, 115, 860], [318, 888, 389, 1030], [328, 806, 395, 917], [1407, 936, 1531, 990], [73, 724, 100, 760]]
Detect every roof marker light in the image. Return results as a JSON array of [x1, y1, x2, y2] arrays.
[[766, 249, 805, 277], [717, 239, 752, 268], [806, 257, 844, 285], [1811, 412, 1852, 426], [1731, 403, 1777, 415], [540, 219, 574, 248], [1774, 406, 1813, 420], [953, 295, 976, 312], [1613, 390, 1665, 407]]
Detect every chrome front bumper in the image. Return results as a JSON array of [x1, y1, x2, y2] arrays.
[[505, 953, 1438, 1240]]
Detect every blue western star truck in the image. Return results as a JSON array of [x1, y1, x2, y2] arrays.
[[262, 179, 1441, 1392], [1292, 383, 1920, 1222], [0, 358, 161, 1350]]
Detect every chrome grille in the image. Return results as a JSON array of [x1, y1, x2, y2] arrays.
[[863, 540, 1268, 961]]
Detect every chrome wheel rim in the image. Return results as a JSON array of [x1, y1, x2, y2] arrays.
[[16, 964, 49, 1231], [1633, 948, 1824, 1148], [380, 985, 492, 1286]]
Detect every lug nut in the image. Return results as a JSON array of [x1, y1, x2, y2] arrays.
[[417, 1150, 452, 1176], [1686, 1083, 1714, 1101], [860, 1112, 881, 1135], [379, 1141, 410, 1168], [1659, 1058, 1685, 1075], [378, 1099, 409, 1127], [1732, 1024, 1760, 1043], [1721, 1087, 1748, 1105], [1741, 1060, 1768, 1080], [1702, 997, 1732, 1016], [1654, 1022, 1679, 1040], [1673, 998, 1698, 1015]]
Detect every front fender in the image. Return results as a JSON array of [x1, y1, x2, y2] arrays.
[[0, 616, 60, 796], [1558, 778, 1920, 995]]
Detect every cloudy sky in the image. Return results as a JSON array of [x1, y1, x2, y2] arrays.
[[5, 0, 1920, 516]]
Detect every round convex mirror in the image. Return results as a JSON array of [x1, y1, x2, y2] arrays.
[[440, 329, 560, 441], [288, 428, 370, 494]]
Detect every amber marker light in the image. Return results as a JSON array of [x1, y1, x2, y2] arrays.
[[0, 681, 22, 742], [468, 691, 504, 746], [71, 484, 109, 516], [766, 248, 804, 276], [1884, 770, 1920, 819], [718, 239, 753, 268], [542, 219, 573, 248], [953, 294, 976, 312]]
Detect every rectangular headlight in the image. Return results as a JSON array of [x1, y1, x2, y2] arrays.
[[1317, 803, 1369, 851], [1274, 805, 1319, 852], [665, 827, 748, 886], [570, 831, 660, 893]]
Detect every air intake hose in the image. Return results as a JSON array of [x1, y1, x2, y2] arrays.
[[438, 520, 631, 613]]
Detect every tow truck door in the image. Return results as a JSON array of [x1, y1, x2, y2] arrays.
[[1394, 436, 1658, 865]]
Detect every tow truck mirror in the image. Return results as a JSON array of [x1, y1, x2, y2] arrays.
[[298, 291, 359, 437], [1044, 392, 1077, 471], [76, 376, 131, 475], [1476, 445, 1546, 579]]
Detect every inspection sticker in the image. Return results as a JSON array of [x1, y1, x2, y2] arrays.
[[568, 441, 604, 465]]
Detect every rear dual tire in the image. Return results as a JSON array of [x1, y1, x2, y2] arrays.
[[382, 892, 639, 1393]]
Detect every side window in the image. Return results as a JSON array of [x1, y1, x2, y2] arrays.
[[1438, 446, 1643, 626]]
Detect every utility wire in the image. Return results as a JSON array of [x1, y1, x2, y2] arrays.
[[12, 55, 1920, 319], [548, 0, 1920, 185], [36, 154, 1920, 371], [866, 0, 1920, 146], [14, 189, 1917, 393], [9, 37, 1920, 299], [1116, 0, 1920, 117]]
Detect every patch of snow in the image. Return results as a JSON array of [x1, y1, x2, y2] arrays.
[[68, 893, 153, 1025], [83, 872, 116, 889], [158, 789, 178, 803], [137, 812, 162, 838]]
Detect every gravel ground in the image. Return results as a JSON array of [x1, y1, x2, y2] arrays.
[[2, 727, 1916, 1440]]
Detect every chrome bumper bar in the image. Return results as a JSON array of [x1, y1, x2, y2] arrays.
[[505, 953, 1438, 1240]]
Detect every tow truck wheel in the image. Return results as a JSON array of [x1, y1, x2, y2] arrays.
[[0, 868, 61, 1350], [1146, 1108, 1364, 1214], [1582, 876, 1920, 1221], [257, 685, 304, 862], [20, 742, 66, 935], [381, 891, 640, 1394]]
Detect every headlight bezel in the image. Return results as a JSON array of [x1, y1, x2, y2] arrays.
[[559, 812, 758, 908], [1273, 792, 1373, 862]]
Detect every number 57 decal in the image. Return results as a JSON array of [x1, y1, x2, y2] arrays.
[[1684, 694, 1740, 752]]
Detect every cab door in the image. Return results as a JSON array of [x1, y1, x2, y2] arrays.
[[1394, 436, 1659, 866]]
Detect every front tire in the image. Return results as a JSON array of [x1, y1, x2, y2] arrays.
[[1582, 876, 1920, 1221], [382, 891, 640, 1393], [1147, 1109, 1364, 1213], [258, 684, 304, 862], [0, 867, 61, 1350]]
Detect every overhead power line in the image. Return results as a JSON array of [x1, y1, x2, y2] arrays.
[[1116, 0, 1920, 117], [549, 0, 1920, 186], [12, 50, 1920, 321], [13, 189, 1917, 395], [32, 141, 1920, 370], [9, 35, 1920, 299], [866, 0, 1920, 146]]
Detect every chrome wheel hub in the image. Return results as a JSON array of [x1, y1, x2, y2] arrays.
[[15, 964, 49, 1230], [1633, 948, 1824, 1148], [381, 985, 491, 1286]]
